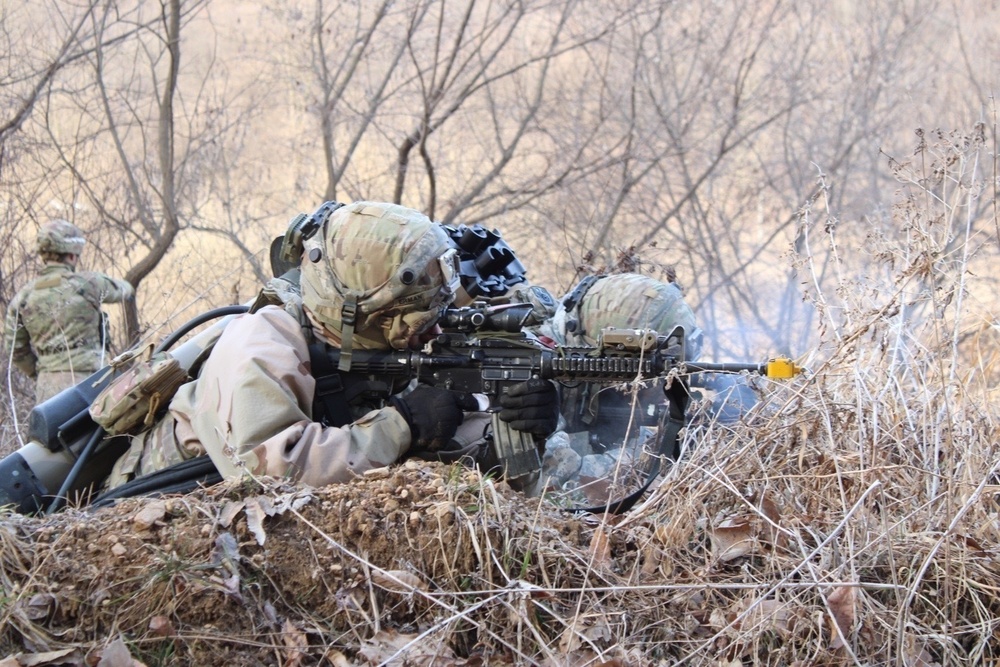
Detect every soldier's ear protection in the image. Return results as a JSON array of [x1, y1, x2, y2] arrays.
[[560, 274, 605, 335], [269, 201, 345, 278]]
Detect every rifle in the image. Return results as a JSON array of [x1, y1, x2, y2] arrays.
[[321, 303, 802, 499]]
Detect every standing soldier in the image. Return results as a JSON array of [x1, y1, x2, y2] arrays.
[[4, 219, 134, 403]]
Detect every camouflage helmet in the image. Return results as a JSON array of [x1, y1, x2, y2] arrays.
[[542, 273, 703, 360], [37, 219, 86, 255], [300, 201, 459, 367]]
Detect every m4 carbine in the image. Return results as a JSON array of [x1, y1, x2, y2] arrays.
[[321, 304, 801, 486]]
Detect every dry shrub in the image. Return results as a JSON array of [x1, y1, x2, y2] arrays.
[[2, 356, 998, 663]]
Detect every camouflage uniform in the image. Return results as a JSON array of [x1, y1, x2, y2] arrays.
[[531, 273, 703, 493], [3, 220, 133, 402], [106, 201, 467, 489], [535, 272, 702, 356]]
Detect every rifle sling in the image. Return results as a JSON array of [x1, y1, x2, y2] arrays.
[[309, 342, 353, 427], [308, 343, 393, 428]]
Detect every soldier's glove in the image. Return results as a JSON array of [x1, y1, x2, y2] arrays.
[[498, 378, 560, 435], [391, 385, 480, 452]]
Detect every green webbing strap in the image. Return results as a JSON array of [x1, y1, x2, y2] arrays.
[[337, 296, 358, 372]]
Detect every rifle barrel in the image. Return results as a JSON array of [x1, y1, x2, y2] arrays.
[[686, 357, 800, 379], [686, 361, 765, 374]]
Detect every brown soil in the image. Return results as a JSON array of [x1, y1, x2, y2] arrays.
[[3, 383, 1000, 667]]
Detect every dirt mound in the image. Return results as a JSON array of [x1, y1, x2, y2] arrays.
[[3, 366, 1000, 665], [1, 463, 593, 665]]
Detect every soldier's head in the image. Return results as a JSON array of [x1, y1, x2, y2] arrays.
[[300, 201, 460, 352], [543, 272, 703, 361], [539, 272, 704, 440], [37, 219, 86, 264]]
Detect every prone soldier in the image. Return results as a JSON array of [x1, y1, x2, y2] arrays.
[[530, 272, 704, 495], [102, 201, 561, 490]]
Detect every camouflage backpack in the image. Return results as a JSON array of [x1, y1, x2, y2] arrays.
[[89, 347, 190, 436]]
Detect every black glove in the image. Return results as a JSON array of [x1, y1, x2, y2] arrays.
[[391, 385, 480, 452], [498, 378, 560, 435]]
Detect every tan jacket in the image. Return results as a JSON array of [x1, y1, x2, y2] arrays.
[[106, 305, 411, 488]]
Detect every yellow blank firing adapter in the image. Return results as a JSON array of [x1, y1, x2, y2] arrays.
[[765, 357, 801, 379]]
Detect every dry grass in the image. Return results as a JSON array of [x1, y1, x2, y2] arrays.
[[1, 328, 998, 665]]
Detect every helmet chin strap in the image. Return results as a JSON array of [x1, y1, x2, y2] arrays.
[[337, 295, 358, 372]]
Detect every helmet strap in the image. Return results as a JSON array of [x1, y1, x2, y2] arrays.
[[337, 295, 359, 371], [562, 274, 604, 335]]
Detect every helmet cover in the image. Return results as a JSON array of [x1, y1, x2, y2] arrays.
[[37, 219, 86, 255], [547, 273, 703, 360], [300, 201, 459, 353]]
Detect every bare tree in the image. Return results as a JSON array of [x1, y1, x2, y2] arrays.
[[4, 0, 997, 369], [32, 0, 274, 343]]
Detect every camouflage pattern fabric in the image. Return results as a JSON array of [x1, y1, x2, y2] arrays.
[[535, 272, 703, 360], [4, 262, 133, 401], [89, 351, 189, 436], [490, 283, 557, 327], [105, 306, 413, 489], [300, 201, 458, 351], [36, 219, 86, 255]]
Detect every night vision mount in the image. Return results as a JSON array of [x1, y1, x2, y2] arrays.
[[269, 202, 529, 303]]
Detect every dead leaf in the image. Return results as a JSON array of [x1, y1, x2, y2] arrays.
[[902, 633, 941, 667], [639, 543, 661, 576], [219, 500, 245, 528], [357, 628, 460, 666], [959, 534, 986, 554], [267, 490, 314, 515], [588, 528, 611, 567], [542, 651, 624, 667], [245, 497, 268, 546], [558, 618, 612, 655], [736, 598, 793, 636], [282, 619, 308, 667], [0, 649, 82, 667], [147, 616, 175, 638], [752, 490, 784, 547], [826, 585, 857, 649], [96, 637, 145, 667], [370, 570, 428, 593], [323, 650, 352, 667], [212, 532, 241, 572], [578, 476, 612, 506], [710, 517, 754, 562], [708, 607, 732, 632], [21, 593, 55, 620]]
